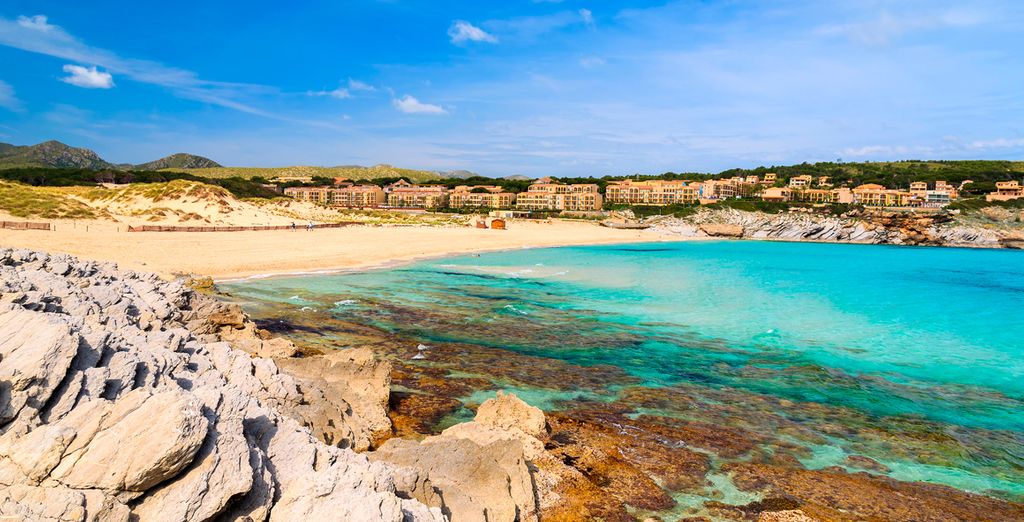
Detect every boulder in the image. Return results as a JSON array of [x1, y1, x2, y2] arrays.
[[699, 223, 744, 237], [474, 390, 547, 438]]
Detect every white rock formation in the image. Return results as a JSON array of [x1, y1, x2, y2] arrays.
[[0, 248, 445, 522]]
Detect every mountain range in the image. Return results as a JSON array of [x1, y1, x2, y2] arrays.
[[0, 140, 480, 180], [0, 140, 222, 171]]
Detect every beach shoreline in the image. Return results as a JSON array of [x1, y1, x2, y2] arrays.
[[0, 219, 674, 280]]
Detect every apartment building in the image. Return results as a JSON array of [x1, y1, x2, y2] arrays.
[[700, 177, 758, 199], [515, 177, 603, 211], [448, 185, 517, 209], [987, 180, 1024, 202], [284, 184, 385, 208], [852, 184, 913, 207], [789, 175, 813, 189], [761, 187, 853, 204], [605, 179, 699, 206], [384, 180, 449, 209], [762, 173, 778, 185]]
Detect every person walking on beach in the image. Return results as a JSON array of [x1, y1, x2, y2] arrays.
[[307, 221, 314, 231], [290, 222, 296, 231]]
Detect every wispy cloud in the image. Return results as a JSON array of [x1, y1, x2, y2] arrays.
[[307, 87, 351, 99], [579, 9, 594, 27], [393, 95, 447, 115], [0, 14, 275, 116], [60, 64, 114, 89], [0, 80, 23, 111], [580, 56, 606, 68], [448, 21, 498, 44], [347, 78, 376, 92], [817, 8, 986, 45]]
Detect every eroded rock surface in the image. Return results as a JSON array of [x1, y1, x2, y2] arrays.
[[0, 249, 445, 522]]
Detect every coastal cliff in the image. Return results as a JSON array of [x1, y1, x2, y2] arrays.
[[644, 207, 1024, 248]]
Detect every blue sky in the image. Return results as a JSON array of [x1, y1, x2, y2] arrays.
[[1, 1, 1022, 176]]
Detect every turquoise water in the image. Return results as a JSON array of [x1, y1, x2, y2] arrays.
[[223, 240, 1024, 500]]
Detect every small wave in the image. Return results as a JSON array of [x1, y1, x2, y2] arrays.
[[300, 306, 318, 312], [417, 343, 431, 351], [288, 295, 301, 300], [333, 299, 357, 306], [503, 304, 529, 316], [412, 353, 426, 360]]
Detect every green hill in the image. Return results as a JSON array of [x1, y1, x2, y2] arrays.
[[135, 153, 221, 170], [0, 140, 114, 169], [174, 164, 449, 183]]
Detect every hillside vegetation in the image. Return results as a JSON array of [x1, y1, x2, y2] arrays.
[[0, 167, 281, 199], [0, 182, 103, 220], [135, 153, 221, 170], [176, 164, 445, 183]]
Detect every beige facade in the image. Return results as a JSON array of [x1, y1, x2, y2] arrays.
[[449, 185, 517, 209], [760, 187, 853, 204], [515, 178, 603, 211], [605, 179, 699, 206], [789, 175, 813, 189], [762, 173, 778, 185], [384, 180, 449, 208], [700, 178, 758, 199], [852, 184, 913, 207], [284, 184, 385, 208], [987, 180, 1024, 202]]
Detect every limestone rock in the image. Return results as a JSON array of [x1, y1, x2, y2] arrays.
[[373, 435, 538, 522], [474, 390, 547, 438], [699, 223, 744, 237], [0, 248, 445, 522]]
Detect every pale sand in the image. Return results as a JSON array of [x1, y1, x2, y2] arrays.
[[0, 220, 671, 280]]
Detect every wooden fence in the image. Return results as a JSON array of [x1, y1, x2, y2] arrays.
[[0, 221, 51, 231], [127, 222, 359, 232]]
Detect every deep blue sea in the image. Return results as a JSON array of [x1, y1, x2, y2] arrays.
[[223, 240, 1024, 501]]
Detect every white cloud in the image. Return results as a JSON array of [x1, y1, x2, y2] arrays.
[[16, 14, 54, 32], [580, 56, 606, 68], [0, 14, 278, 117], [393, 95, 447, 115], [817, 8, 985, 45], [347, 78, 375, 92], [448, 20, 497, 44], [308, 87, 350, 99], [579, 9, 594, 26], [967, 137, 1024, 150], [0, 80, 23, 111], [60, 64, 114, 88]]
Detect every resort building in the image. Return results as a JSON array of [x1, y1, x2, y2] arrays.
[[852, 184, 913, 207], [761, 187, 792, 202], [604, 179, 700, 206], [449, 185, 517, 209], [987, 181, 1024, 202], [384, 180, 449, 209], [515, 177, 603, 211], [788, 175, 813, 189], [283, 186, 329, 204], [762, 173, 778, 185], [817, 176, 832, 187], [760, 187, 853, 204], [700, 178, 758, 200], [910, 181, 928, 198], [284, 184, 386, 208]]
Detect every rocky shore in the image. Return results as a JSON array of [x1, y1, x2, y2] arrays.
[[3, 248, 1023, 522], [0, 248, 569, 521], [644, 208, 1024, 248]]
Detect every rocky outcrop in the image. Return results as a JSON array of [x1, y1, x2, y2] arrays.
[[371, 392, 548, 522], [651, 208, 1009, 247], [0, 249, 445, 522], [698, 223, 744, 237]]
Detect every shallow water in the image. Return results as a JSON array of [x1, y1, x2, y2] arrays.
[[223, 240, 1024, 502]]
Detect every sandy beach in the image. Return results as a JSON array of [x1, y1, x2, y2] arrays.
[[0, 220, 667, 279]]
